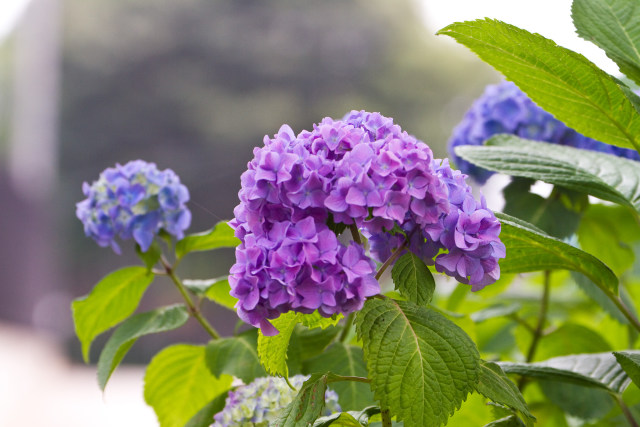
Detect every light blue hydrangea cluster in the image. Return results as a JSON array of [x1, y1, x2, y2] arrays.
[[212, 375, 341, 426], [448, 81, 640, 183], [76, 160, 191, 253]]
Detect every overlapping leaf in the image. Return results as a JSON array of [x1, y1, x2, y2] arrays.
[[274, 373, 336, 427], [438, 19, 640, 150], [206, 330, 266, 384], [175, 221, 240, 259], [614, 351, 640, 387], [144, 344, 232, 427], [356, 298, 479, 427], [572, 0, 640, 86], [475, 361, 534, 423], [72, 266, 154, 362], [98, 304, 189, 390], [391, 252, 435, 306], [497, 213, 618, 294], [455, 136, 640, 213]]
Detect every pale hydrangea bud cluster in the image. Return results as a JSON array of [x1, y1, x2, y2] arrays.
[[76, 160, 191, 253], [211, 375, 340, 426], [230, 111, 505, 335], [449, 81, 640, 183]]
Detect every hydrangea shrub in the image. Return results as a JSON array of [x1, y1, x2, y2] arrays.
[[69, 2, 640, 426]]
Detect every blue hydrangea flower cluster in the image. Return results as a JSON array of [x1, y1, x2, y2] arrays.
[[212, 375, 341, 426], [76, 160, 191, 253], [230, 111, 505, 335], [449, 81, 640, 183]]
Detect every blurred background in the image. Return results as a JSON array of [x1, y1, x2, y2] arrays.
[[0, 0, 608, 425]]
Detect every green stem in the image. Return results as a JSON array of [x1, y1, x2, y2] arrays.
[[604, 288, 640, 334], [519, 270, 551, 390], [381, 409, 392, 427], [616, 395, 639, 427], [349, 223, 362, 245], [338, 312, 355, 343], [161, 256, 221, 340]]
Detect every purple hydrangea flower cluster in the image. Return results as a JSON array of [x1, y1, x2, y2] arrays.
[[212, 375, 341, 426], [76, 160, 191, 253], [449, 81, 640, 183], [230, 111, 505, 335]]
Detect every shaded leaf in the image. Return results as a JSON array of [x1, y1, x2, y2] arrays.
[[274, 372, 337, 427], [438, 19, 640, 150], [97, 304, 189, 390], [475, 361, 534, 422], [184, 392, 229, 427], [539, 380, 614, 420], [313, 406, 381, 427], [470, 303, 521, 323], [175, 221, 239, 259], [614, 351, 640, 387], [356, 298, 479, 427], [391, 252, 435, 306], [72, 266, 154, 362], [206, 330, 266, 384]]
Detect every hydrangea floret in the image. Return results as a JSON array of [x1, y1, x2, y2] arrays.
[[448, 81, 640, 183], [212, 375, 341, 426], [76, 160, 191, 253], [230, 111, 505, 335]]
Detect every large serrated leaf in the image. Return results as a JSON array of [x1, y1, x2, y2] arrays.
[[476, 361, 534, 422], [499, 352, 632, 394], [144, 344, 232, 427], [572, 0, 640, 86], [614, 351, 640, 387], [355, 298, 479, 427], [258, 312, 301, 377], [97, 304, 189, 390], [497, 212, 618, 294], [456, 136, 640, 213], [391, 252, 435, 306], [273, 372, 335, 427], [175, 221, 240, 259], [206, 329, 266, 384], [72, 266, 154, 362], [313, 406, 381, 427], [304, 343, 374, 411], [438, 19, 640, 150]]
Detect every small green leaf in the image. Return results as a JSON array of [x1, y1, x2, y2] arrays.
[[72, 266, 154, 362], [356, 298, 479, 427], [258, 312, 301, 377], [456, 136, 640, 213], [184, 392, 229, 427], [144, 344, 232, 427], [438, 19, 640, 150], [97, 304, 189, 390], [497, 213, 619, 294], [499, 352, 632, 394], [182, 276, 238, 310], [313, 406, 381, 427], [614, 351, 640, 387], [572, 0, 640, 86], [175, 221, 240, 259], [300, 311, 342, 329], [475, 361, 535, 423], [391, 252, 435, 305], [206, 330, 266, 384], [304, 343, 374, 411], [483, 415, 525, 427], [136, 241, 162, 270], [470, 303, 521, 323], [274, 373, 337, 427]]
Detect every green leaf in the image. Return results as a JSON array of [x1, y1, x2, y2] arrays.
[[182, 276, 238, 310], [356, 298, 479, 427], [497, 212, 619, 294], [97, 304, 189, 390], [456, 136, 640, 213], [144, 344, 232, 427], [136, 240, 162, 270], [438, 19, 640, 150], [293, 325, 340, 361], [539, 380, 614, 421], [572, 0, 640, 86], [300, 311, 342, 329], [391, 252, 435, 305], [175, 221, 240, 259], [498, 352, 632, 394], [470, 303, 521, 323], [503, 178, 587, 239], [475, 361, 534, 422], [483, 415, 525, 427], [573, 273, 630, 324], [258, 312, 301, 377], [533, 323, 612, 362], [614, 351, 640, 387], [304, 343, 375, 411], [274, 372, 337, 427], [206, 329, 266, 384], [313, 407, 381, 427], [72, 266, 154, 362], [184, 392, 229, 427]]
